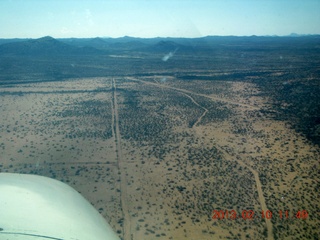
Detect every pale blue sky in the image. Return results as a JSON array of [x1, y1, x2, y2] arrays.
[[0, 0, 319, 38]]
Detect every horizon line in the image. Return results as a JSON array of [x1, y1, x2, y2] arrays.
[[1, 33, 320, 40]]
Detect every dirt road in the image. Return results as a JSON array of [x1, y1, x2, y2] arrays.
[[127, 76, 273, 240], [112, 78, 131, 240], [127, 77, 260, 111]]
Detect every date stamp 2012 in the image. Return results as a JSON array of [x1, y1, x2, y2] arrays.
[[212, 210, 308, 220]]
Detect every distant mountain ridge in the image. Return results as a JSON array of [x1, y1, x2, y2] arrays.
[[0, 36, 195, 55], [0, 36, 105, 56], [0, 35, 319, 56]]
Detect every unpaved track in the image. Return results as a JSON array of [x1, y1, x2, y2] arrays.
[[127, 76, 273, 240], [248, 167, 274, 240], [112, 78, 131, 240], [127, 77, 260, 111], [179, 92, 208, 128], [221, 148, 274, 240]]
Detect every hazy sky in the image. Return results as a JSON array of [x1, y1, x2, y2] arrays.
[[0, 0, 319, 38]]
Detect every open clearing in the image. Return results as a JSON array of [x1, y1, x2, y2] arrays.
[[1, 75, 318, 240]]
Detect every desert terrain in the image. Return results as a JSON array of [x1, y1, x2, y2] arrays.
[[0, 36, 319, 239]]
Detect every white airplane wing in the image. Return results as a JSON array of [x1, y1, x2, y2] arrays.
[[0, 173, 120, 240]]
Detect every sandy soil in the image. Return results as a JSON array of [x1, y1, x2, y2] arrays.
[[0, 77, 318, 239]]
